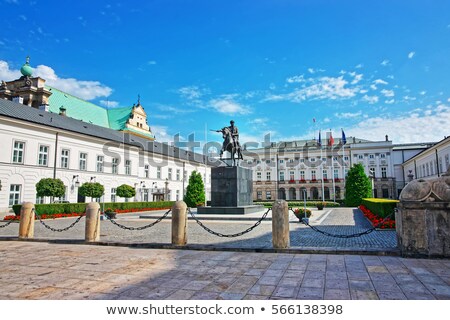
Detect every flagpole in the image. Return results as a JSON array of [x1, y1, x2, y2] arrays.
[[321, 138, 325, 202]]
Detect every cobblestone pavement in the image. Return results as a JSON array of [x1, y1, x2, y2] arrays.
[[0, 241, 449, 300], [0, 207, 397, 251]]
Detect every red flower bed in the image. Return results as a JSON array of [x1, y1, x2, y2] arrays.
[[4, 207, 171, 220], [359, 205, 395, 229]]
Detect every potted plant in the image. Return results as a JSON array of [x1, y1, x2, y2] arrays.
[[104, 208, 117, 219], [317, 202, 325, 210], [293, 208, 312, 222]]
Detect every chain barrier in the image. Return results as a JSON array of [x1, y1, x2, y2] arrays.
[[301, 209, 396, 239], [0, 218, 14, 228], [187, 207, 271, 238], [35, 208, 85, 233], [103, 209, 171, 230]]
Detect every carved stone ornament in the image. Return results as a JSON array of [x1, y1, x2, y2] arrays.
[[400, 167, 450, 202]]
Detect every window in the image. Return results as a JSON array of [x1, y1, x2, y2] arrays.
[[266, 191, 272, 200], [323, 170, 328, 179], [38, 145, 49, 166], [265, 160, 271, 164], [300, 158, 305, 163], [358, 154, 363, 160], [176, 190, 180, 201], [369, 154, 375, 159], [96, 155, 104, 173], [79, 153, 87, 171], [168, 168, 173, 180], [257, 172, 262, 180], [334, 169, 339, 179], [157, 167, 161, 179], [266, 172, 271, 181], [112, 158, 119, 174], [380, 153, 386, 158], [430, 161, 434, 175], [369, 167, 375, 177], [144, 165, 149, 178], [333, 156, 338, 161], [279, 171, 285, 181], [279, 159, 284, 164], [257, 191, 262, 200], [445, 154, 450, 171], [125, 160, 131, 175], [322, 157, 327, 162], [111, 188, 117, 202], [344, 156, 349, 161], [381, 167, 387, 178], [143, 189, 149, 202], [61, 149, 70, 168], [311, 170, 316, 180], [439, 157, 443, 173], [289, 159, 294, 163], [289, 171, 295, 180], [310, 158, 316, 162], [300, 170, 305, 180], [12, 141, 25, 164], [426, 163, 430, 176], [176, 169, 180, 180], [9, 184, 21, 206]]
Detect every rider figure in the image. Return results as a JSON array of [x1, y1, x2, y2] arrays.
[[228, 120, 239, 147]]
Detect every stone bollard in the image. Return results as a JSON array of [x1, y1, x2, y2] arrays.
[[85, 202, 101, 242], [172, 201, 188, 246], [19, 202, 35, 239], [272, 200, 290, 249]]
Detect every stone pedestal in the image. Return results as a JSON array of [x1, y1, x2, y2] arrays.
[[172, 201, 187, 246], [396, 202, 450, 258], [19, 202, 35, 239], [85, 202, 101, 242], [197, 166, 263, 215]]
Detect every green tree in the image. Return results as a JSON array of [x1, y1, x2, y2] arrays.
[[78, 182, 105, 200], [344, 163, 372, 207], [116, 184, 136, 200], [184, 171, 205, 207], [35, 178, 66, 200]]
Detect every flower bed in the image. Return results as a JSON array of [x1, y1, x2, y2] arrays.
[[359, 204, 395, 229]]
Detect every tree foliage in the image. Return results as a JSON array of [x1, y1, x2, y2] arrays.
[[184, 171, 205, 207], [116, 184, 136, 199], [78, 182, 105, 199], [344, 163, 372, 207], [35, 178, 66, 198]]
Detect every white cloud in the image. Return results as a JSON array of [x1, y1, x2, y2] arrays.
[[0, 60, 112, 100], [286, 75, 305, 83], [177, 86, 208, 100], [387, 75, 395, 80], [385, 99, 395, 104], [147, 60, 157, 65], [209, 98, 251, 115], [381, 59, 390, 66], [157, 104, 195, 114], [351, 73, 363, 85], [355, 64, 363, 69], [151, 125, 172, 142], [381, 89, 395, 97], [362, 95, 379, 104], [347, 105, 450, 143], [420, 91, 427, 95], [408, 51, 415, 59], [373, 79, 388, 85], [99, 100, 119, 108], [403, 95, 417, 101], [249, 118, 269, 125], [370, 84, 377, 91], [334, 111, 363, 119]]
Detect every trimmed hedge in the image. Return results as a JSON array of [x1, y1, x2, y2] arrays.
[[12, 201, 175, 216], [254, 201, 340, 208], [361, 198, 399, 219]]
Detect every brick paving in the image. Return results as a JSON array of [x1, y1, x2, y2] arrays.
[[0, 207, 397, 251], [0, 241, 449, 300]]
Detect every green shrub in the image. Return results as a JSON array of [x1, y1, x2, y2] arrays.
[[184, 171, 205, 207], [116, 184, 136, 199], [36, 178, 66, 198], [344, 164, 372, 207], [12, 201, 175, 217], [78, 182, 105, 199], [361, 198, 399, 219]]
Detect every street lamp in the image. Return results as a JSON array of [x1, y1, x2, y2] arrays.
[[140, 181, 146, 201], [90, 176, 96, 182], [72, 175, 80, 187]]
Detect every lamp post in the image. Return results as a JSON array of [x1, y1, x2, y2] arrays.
[[140, 181, 146, 201], [165, 178, 169, 201]]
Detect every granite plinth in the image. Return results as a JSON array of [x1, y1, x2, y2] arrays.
[[197, 205, 264, 215], [211, 166, 253, 207]]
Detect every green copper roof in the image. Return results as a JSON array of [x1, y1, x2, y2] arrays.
[[20, 57, 33, 77], [106, 106, 133, 130], [46, 86, 110, 127], [123, 126, 156, 139]]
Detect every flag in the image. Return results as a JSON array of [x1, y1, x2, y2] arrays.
[[317, 130, 322, 147], [328, 132, 334, 146], [341, 129, 347, 145]]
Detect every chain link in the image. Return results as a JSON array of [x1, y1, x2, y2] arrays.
[[187, 207, 271, 238], [103, 209, 171, 230], [34, 208, 85, 233], [301, 210, 395, 238], [0, 219, 15, 228]]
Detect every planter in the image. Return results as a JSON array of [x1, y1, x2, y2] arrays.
[[293, 208, 312, 222], [105, 212, 117, 219]]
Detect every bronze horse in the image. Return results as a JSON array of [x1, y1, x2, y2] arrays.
[[218, 127, 243, 166]]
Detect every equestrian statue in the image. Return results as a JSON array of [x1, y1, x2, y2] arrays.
[[213, 120, 243, 166]]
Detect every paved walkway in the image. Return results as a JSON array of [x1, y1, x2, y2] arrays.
[[0, 241, 449, 300], [0, 207, 397, 252]]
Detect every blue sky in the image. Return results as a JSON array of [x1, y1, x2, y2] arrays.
[[1, 0, 450, 147]]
